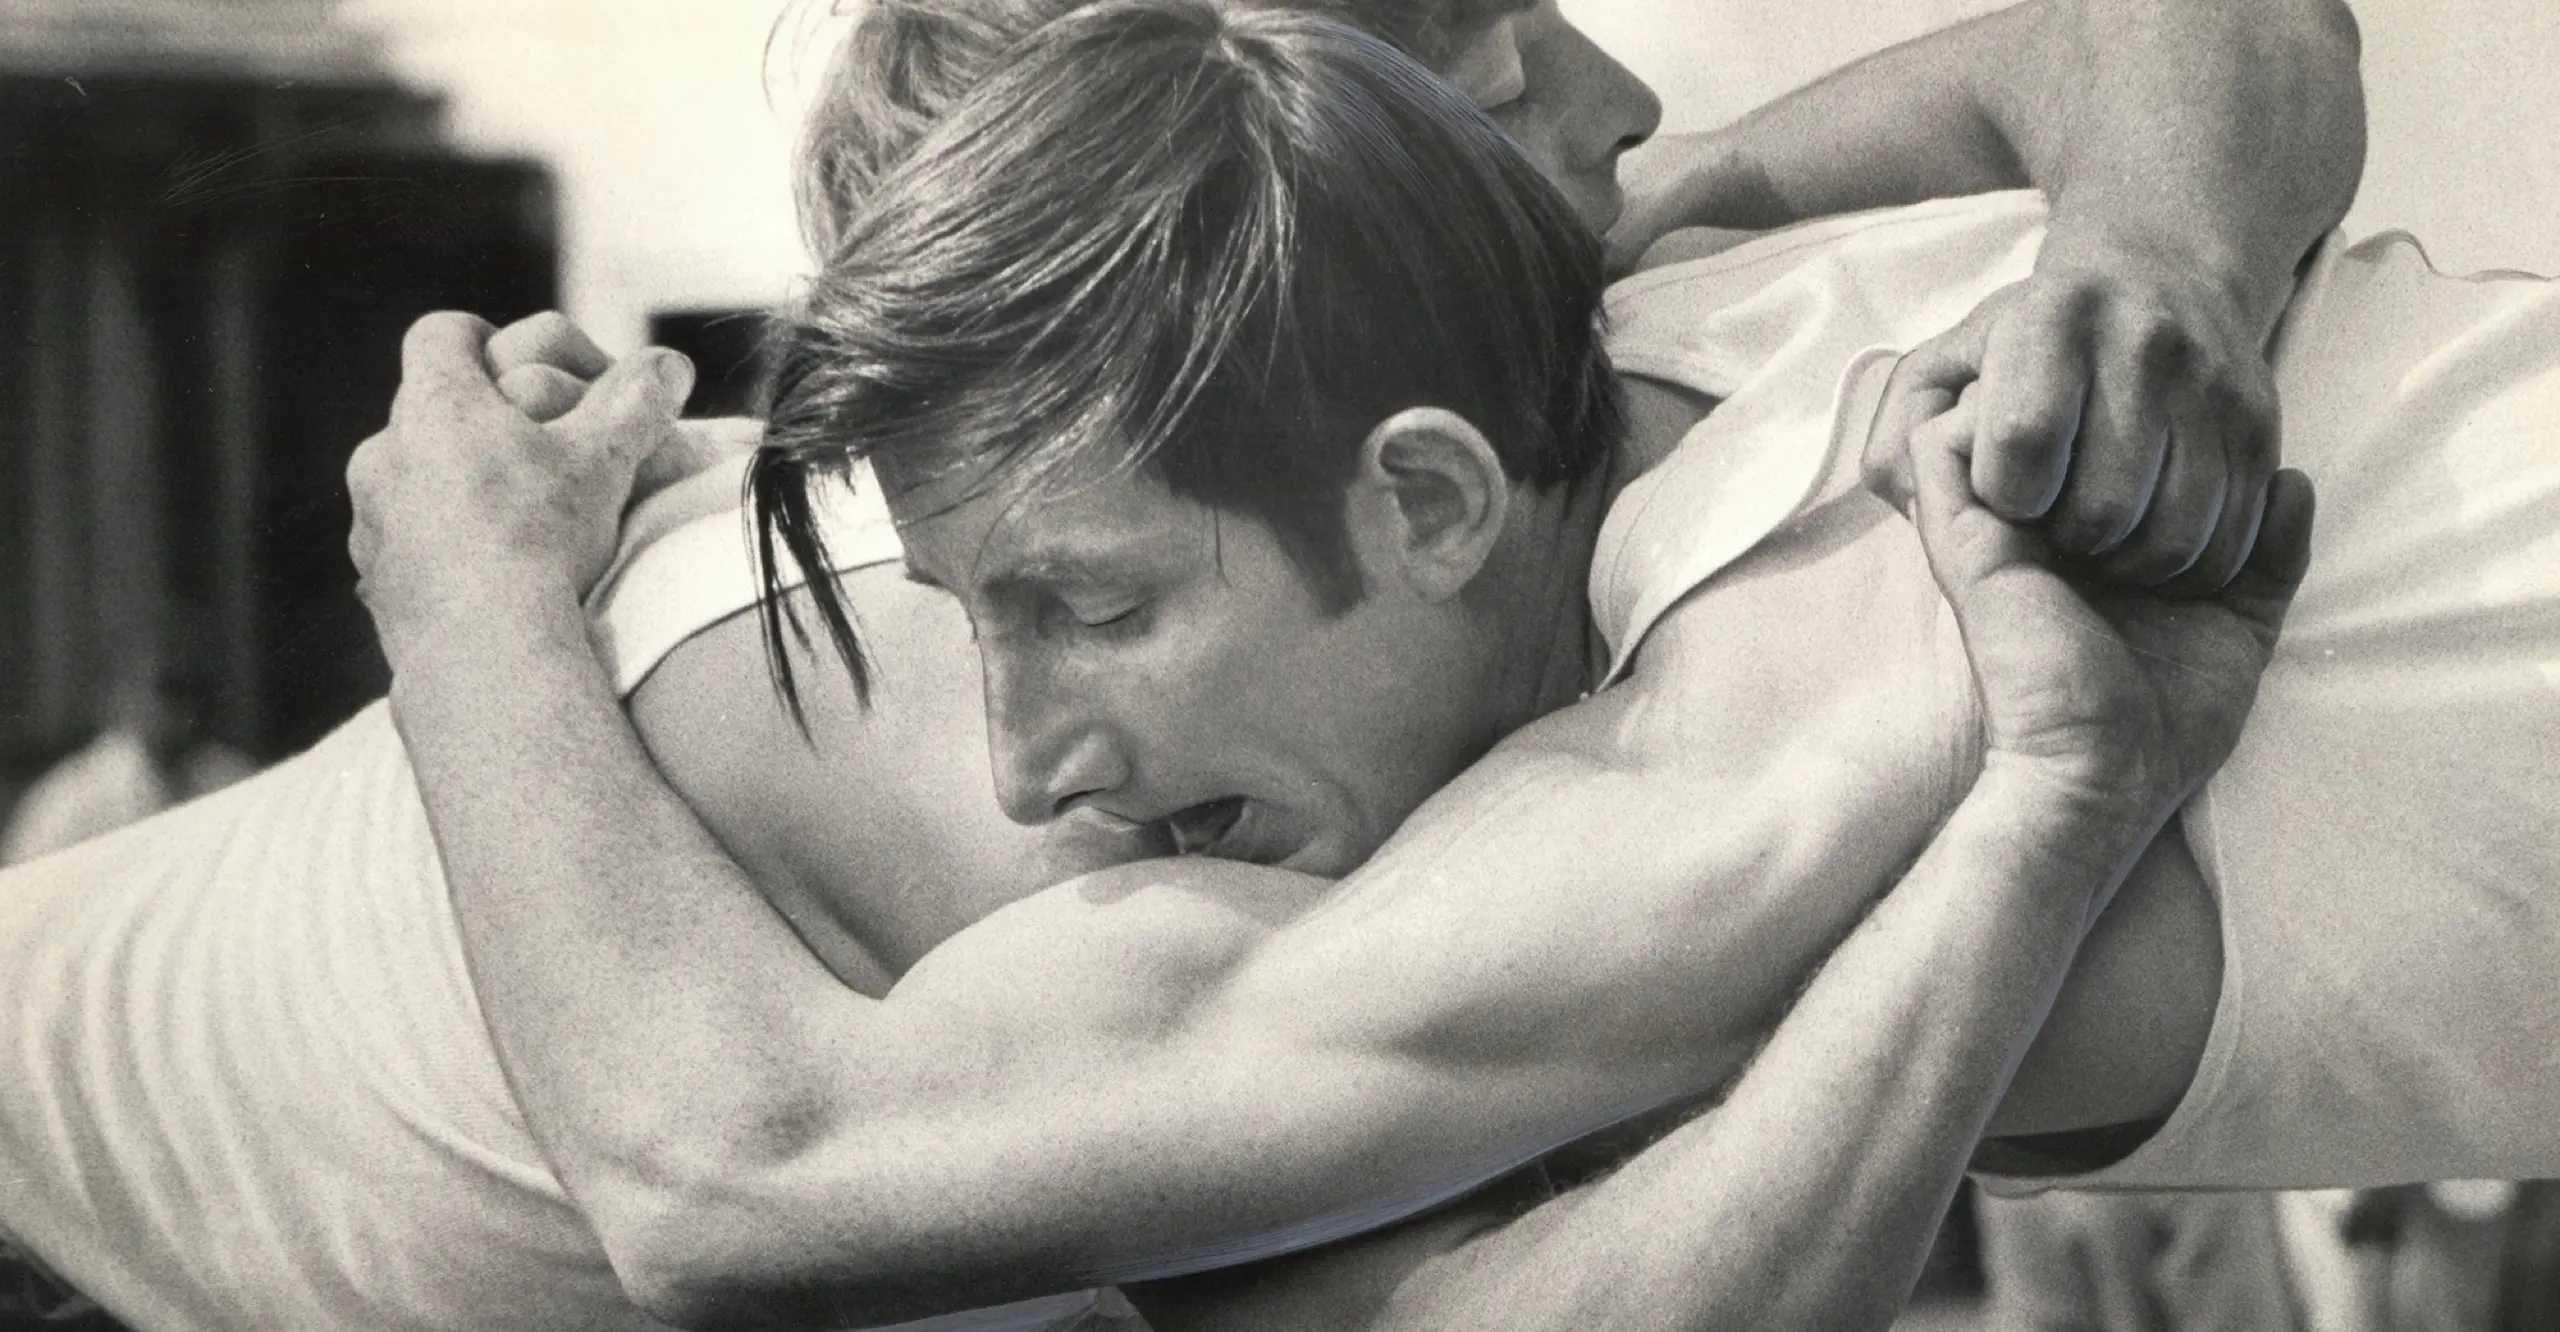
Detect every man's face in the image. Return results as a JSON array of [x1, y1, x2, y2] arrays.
[[883, 459, 1507, 878], [1439, 0, 1664, 232]]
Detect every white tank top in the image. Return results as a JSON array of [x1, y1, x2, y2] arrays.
[[1608, 192, 2560, 1190]]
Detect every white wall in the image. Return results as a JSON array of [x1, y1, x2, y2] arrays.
[[342, 0, 826, 351], [2345, 0, 2560, 275], [347, 0, 2560, 352]]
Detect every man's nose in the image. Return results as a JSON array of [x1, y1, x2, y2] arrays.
[[1617, 70, 1664, 158], [985, 661, 1129, 826], [1575, 28, 1662, 165]]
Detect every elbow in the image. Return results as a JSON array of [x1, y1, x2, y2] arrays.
[[2303, 0, 2364, 66], [595, 1178, 875, 1332], [588, 1174, 797, 1330], [2300, 0, 2366, 129], [612, 1253, 760, 1332], [572, 1110, 873, 1329], [582, 1139, 1003, 1331]]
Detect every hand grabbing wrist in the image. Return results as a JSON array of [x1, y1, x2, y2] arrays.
[[349, 314, 694, 684]]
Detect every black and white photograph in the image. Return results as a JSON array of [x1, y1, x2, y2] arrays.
[[3, 1, 2557, 1328]]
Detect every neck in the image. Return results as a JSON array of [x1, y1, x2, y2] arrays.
[[1484, 370, 1716, 735], [1483, 473, 1613, 736]]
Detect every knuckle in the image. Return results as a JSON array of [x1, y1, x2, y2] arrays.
[[496, 311, 577, 364], [2054, 497, 2138, 554], [345, 436, 383, 494], [2135, 316, 2193, 379], [2230, 393, 2282, 466], [1908, 408, 1971, 458], [2024, 273, 2090, 320], [1978, 468, 2050, 516], [1981, 402, 2065, 454], [403, 310, 469, 356]]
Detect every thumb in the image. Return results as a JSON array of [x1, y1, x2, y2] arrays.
[[1864, 361, 1958, 518], [554, 348, 695, 472], [1969, 291, 2090, 521], [1909, 395, 2043, 604]]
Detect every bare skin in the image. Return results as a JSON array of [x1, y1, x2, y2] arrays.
[[609, 373, 2221, 1143], [365, 307, 2313, 1330], [343, 1, 2364, 1325]]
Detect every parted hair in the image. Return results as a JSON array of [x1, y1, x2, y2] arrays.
[[756, 0, 1620, 710]]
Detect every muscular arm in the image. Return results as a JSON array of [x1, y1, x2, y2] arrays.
[[1133, 421, 2313, 1332], [367, 336, 1988, 1323], [368, 322, 2299, 1327], [390, 577, 1927, 1326], [1373, 766, 2142, 1331], [1621, 0, 2365, 327]]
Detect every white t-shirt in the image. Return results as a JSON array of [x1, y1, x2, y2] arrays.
[[0, 707, 645, 1331], [0, 464, 1092, 1331], [1598, 191, 2560, 1190], [0, 730, 177, 866]]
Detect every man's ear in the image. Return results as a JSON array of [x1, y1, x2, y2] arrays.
[[1346, 407, 1511, 603]]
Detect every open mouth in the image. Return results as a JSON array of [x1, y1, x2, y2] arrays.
[[1162, 796, 1247, 858]]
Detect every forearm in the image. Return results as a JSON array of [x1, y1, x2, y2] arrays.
[[2011, 0, 2365, 333], [1987, 826, 2221, 1139], [387, 594, 1872, 1321], [1629, 6, 2041, 232], [392, 607, 1968, 1318], [1639, 0, 2365, 324], [1220, 743, 1923, 1144], [1383, 761, 2155, 1331], [659, 719, 1946, 1310], [384, 589, 879, 1292], [1094, 715, 1965, 1267]]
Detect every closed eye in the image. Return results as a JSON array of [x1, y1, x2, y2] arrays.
[[1070, 599, 1153, 640], [1445, 17, 1527, 114]]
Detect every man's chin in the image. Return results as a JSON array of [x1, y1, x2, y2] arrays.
[[1579, 177, 1626, 239]]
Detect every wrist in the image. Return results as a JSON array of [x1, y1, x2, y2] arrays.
[[373, 560, 591, 688], [2038, 204, 2297, 339], [1975, 749, 2170, 848], [1964, 754, 2170, 931]]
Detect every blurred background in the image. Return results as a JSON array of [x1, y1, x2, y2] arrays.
[[4, 0, 2555, 787], [1, 2, 2555, 1320]]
